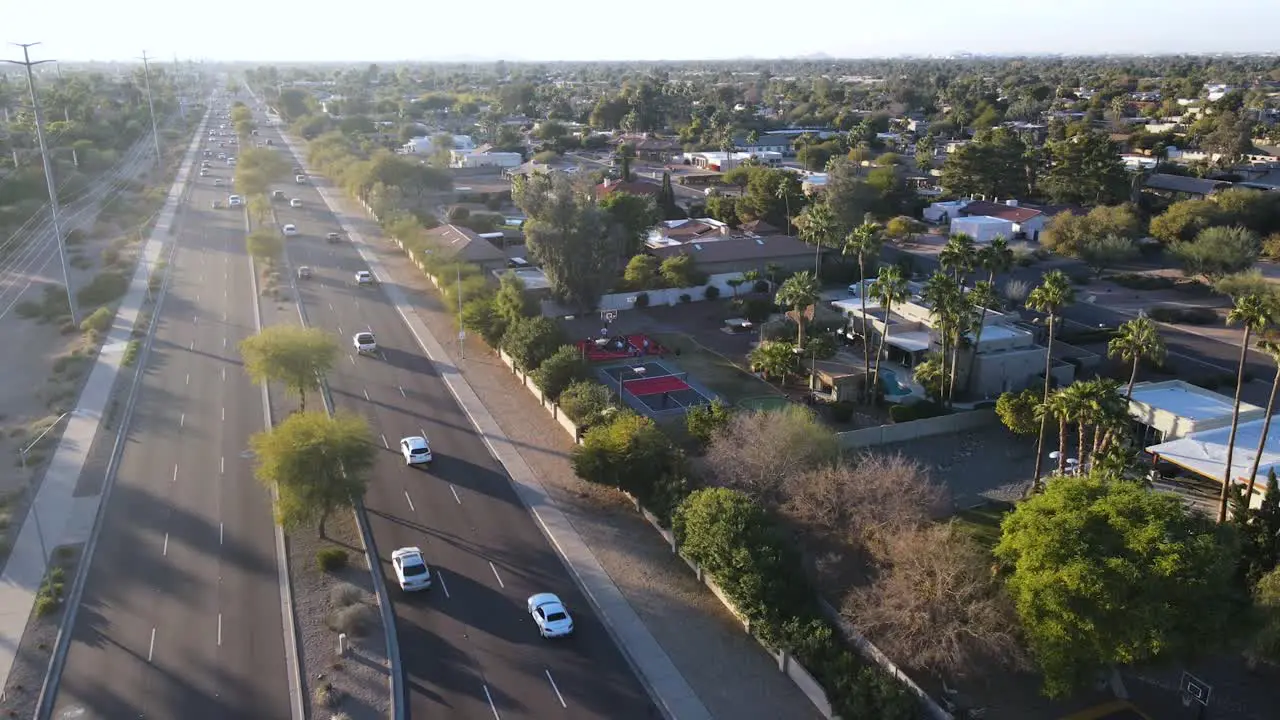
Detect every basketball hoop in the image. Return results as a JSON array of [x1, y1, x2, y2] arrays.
[[600, 309, 619, 324]]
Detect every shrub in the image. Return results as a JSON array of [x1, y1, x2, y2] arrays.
[[533, 345, 588, 400], [685, 400, 732, 445], [80, 306, 113, 334], [461, 296, 507, 348], [572, 412, 686, 516], [313, 682, 339, 708], [889, 402, 948, 423], [329, 603, 374, 636], [1110, 273, 1175, 291], [829, 400, 856, 423], [704, 285, 721, 300], [34, 594, 58, 618], [558, 380, 613, 426], [633, 292, 650, 308], [502, 316, 564, 372], [77, 270, 128, 308], [752, 279, 770, 294], [329, 582, 364, 608], [1147, 306, 1218, 325], [742, 297, 773, 323], [316, 548, 348, 572], [121, 340, 140, 366]]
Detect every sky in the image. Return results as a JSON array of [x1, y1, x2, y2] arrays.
[[6, 0, 1280, 64]]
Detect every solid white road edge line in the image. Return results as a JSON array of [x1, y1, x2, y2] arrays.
[[217, 614, 222, 647], [404, 491, 415, 513], [489, 562, 505, 589], [221, 407, 225, 422], [436, 571, 451, 598], [363, 388, 370, 402], [147, 628, 156, 663], [172, 464, 178, 483], [399, 386, 406, 398], [545, 669, 567, 708], [450, 485, 461, 505], [180, 413, 185, 428], [220, 456, 224, 474], [381, 433, 388, 449], [189, 341, 194, 350], [483, 684, 500, 719]]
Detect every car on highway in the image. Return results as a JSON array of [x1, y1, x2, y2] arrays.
[[272, 190, 286, 200], [527, 593, 574, 638], [228, 195, 243, 207], [211, 200, 223, 209], [296, 266, 312, 280], [213, 178, 224, 187], [289, 198, 302, 208], [399, 436, 432, 465], [355, 270, 374, 285], [199, 169, 209, 177], [200, 160, 210, 168], [282, 224, 298, 236], [353, 331, 377, 354], [326, 232, 342, 243], [391, 547, 432, 592], [294, 174, 307, 184]]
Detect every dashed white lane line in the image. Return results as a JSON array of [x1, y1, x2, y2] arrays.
[[380, 433, 388, 449], [221, 367, 226, 381], [172, 464, 178, 483], [328, 303, 333, 312], [194, 315, 198, 324], [399, 386, 406, 398], [546, 670, 567, 708], [349, 355, 355, 365], [189, 341, 194, 351], [186, 374, 190, 386], [363, 388, 370, 402], [221, 407, 225, 422], [147, 628, 156, 663], [223, 337, 227, 349], [217, 613, 222, 646], [337, 325, 342, 335], [420, 428, 427, 440], [436, 570, 451, 598], [223, 311, 227, 322], [162, 533, 169, 556], [219, 523, 224, 545], [404, 491, 415, 513], [196, 294, 200, 304], [483, 684, 500, 719], [489, 562, 505, 589], [220, 456, 225, 474], [180, 413, 185, 428], [450, 485, 461, 504]]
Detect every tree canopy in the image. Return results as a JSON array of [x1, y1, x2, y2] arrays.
[[238, 326, 338, 412]]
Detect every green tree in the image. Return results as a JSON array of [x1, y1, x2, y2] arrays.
[[250, 411, 375, 537], [1170, 226, 1260, 281], [1108, 315, 1167, 400], [797, 203, 839, 275], [749, 341, 799, 383], [869, 264, 911, 395], [939, 233, 977, 285], [623, 254, 660, 290], [842, 222, 883, 392], [996, 388, 1041, 436], [558, 380, 614, 427], [685, 400, 732, 445], [962, 280, 1000, 397], [572, 412, 683, 505], [912, 354, 947, 402], [533, 345, 588, 400], [461, 295, 507, 347], [1220, 294, 1276, 522], [245, 228, 283, 259], [239, 326, 338, 412], [659, 254, 705, 288], [501, 316, 564, 372], [775, 271, 821, 347], [976, 235, 1014, 283], [1149, 199, 1223, 244], [995, 474, 1241, 698], [1026, 270, 1075, 487], [1077, 234, 1138, 277], [493, 273, 535, 328], [1246, 343, 1280, 501], [600, 191, 660, 258], [940, 128, 1032, 200], [1251, 563, 1280, 665], [1040, 131, 1129, 205], [515, 173, 615, 310]]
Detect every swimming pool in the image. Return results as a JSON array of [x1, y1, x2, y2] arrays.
[[880, 368, 913, 396]]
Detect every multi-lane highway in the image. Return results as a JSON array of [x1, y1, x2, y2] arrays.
[[51, 107, 294, 720], [255, 111, 658, 718]]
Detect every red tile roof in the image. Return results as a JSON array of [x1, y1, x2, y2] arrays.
[[596, 178, 663, 198], [960, 201, 1044, 223]]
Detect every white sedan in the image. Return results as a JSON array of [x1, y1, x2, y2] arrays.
[[289, 198, 302, 208], [400, 436, 432, 465], [282, 224, 298, 236], [527, 593, 574, 638], [391, 547, 432, 592], [355, 270, 374, 285]]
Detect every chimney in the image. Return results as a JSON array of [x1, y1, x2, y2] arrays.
[[1006, 199, 1018, 207]]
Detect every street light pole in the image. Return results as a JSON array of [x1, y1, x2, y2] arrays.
[[140, 51, 163, 169], [5, 43, 78, 327]]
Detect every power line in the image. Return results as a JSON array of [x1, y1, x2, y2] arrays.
[[140, 51, 162, 169]]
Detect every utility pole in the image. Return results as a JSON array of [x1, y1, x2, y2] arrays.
[[4, 43, 78, 326], [139, 51, 162, 169], [64, 107, 78, 167]]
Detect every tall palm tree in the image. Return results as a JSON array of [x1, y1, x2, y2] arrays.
[[1043, 388, 1075, 475], [1026, 270, 1076, 489], [843, 222, 884, 394], [1081, 378, 1129, 463], [1108, 315, 1167, 401], [869, 264, 911, 396], [1246, 339, 1280, 501], [798, 203, 838, 276], [939, 233, 977, 286], [976, 235, 1014, 284], [775, 179, 795, 234], [946, 291, 979, 404], [776, 271, 821, 349], [921, 272, 963, 405], [1219, 294, 1274, 522], [963, 280, 1000, 397]]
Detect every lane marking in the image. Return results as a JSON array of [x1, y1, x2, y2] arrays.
[[217, 613, 222, 646], [162, 533, 169, 556], [489, 562, 505, 588], [220, 523, 224, 545], [223, 337, 227, 349], [363, 389, 370, 401], [223, 312, 227, 322], [349, 355, 355, 365], [186, 374, 190, 386], [221, 407, 225, 422], [147, 627, 156, 663], [328, 303, 333, 312], [404, 491, 415, 513], [399, 386, 406, 398], [220, 456, 225, 474], [172, 464, 178, 483], [437, 570, 450, 598], [196, 294, 200, 304], [380, 433, 388, 449], [420, 428, 427, 440], [221, 367, 226, 381], [545, 670, 567, 708], [193, 315, 198, 324], [189, 341, 194, 351], [450, 485, 461, 504], [483, 685, 500, 719], [180, 413, 185, 428]]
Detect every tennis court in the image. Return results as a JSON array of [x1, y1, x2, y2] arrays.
[[597, 360, 715, 415]]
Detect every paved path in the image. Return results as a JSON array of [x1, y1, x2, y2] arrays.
[[0, 110, 209, 689]]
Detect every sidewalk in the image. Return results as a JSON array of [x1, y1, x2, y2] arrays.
[[0, 111, 209, 689], [282, 132, 823, 719]]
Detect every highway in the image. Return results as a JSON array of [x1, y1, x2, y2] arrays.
[[51, 107, 294, 719], [258, 114, 658, 718]]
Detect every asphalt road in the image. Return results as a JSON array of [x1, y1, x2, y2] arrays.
[[259, 118, 658, 719], [52, 113, 293, 720]]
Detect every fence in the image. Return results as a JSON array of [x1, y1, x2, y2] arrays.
[[592, 271, 753, 312], [836, 408, 997, 449]]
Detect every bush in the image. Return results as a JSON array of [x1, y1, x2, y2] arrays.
[[685, 400, 732, 445], [77, 270, 128, 308], [329, 582, 364, 608], [742, 297, 773, 324], [633, 292, 650, 308], [121, 340, 140, 366], [80, 306, 113, 334], [889, 401, 948, 423], [461, 296, 507, 348], [1110, 273, 1175, 291], [501, 316, 564, 372], [34, 594, 58, 618], [752, 279, 770, 294], [679, 293, 692, 303], [313, 681, 340, 708], [533, 345, 588, 400], [704, 285, 721, 300], [1147, 306, 1218, 325], [558, 380, 613, 426], [316, 548, 348, 572], [329, 603, 374, 636], [572, 413, 687, 517], [829, 400, 856, 423]]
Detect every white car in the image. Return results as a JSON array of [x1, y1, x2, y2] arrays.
[[213, 178, 224, 187], [289, 198, 302, 208], [400, 436, 432, 465], [353, 331, 377, 354], [527, 593, 574, 638], [295, 174, 307, 184], [355, 270, 374, 285], [391, 547, 432, 592], [199, 169, 209, 177], [227, 194, 242, 207], [282, 224, 298, 236]]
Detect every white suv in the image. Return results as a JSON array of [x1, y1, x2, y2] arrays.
[[400, 436, 432, 465], [353, 331, 377, 354], [355, 270, 374, 285]]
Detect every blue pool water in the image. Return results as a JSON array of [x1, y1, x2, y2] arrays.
[[880, 369, 913, 396]]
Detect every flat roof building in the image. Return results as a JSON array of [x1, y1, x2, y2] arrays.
[[1129, 380, 1265, 443]]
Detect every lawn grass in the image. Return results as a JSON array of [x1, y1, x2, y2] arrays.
[[953, 500, 1014, 550], [649, 331, 783, 406]]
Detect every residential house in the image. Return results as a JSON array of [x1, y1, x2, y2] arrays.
[[1143, 173, 1234, 200], [646, 218, 731, 248], [422, 224, 509, 275], [648, 234, 821, 276], [403, 134, 476, 155], [632, 137, 684, 162], [684, 151, 784, 171], [449, 145, 523, 169], [923, 198, 1049, 241], [504, 158, 581, 179], [596, 177, 663, 200], [735, 133, 793, 155], [957, 200, 1049, 241]]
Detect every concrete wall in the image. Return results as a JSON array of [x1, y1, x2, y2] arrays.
[[594, 271, 748, 312], [968, 346, 1078, 400], [837, 409, 998, 449]]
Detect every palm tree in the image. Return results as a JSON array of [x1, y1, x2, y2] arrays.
[[1026, 270, 1076, 489], [775, 271, 820, 349], [764, 263, 783, 290], [1043, 388, 1075, 475], [963, 280, 1000, 397], [1246, 339, 1280, 501], [976, 235, 1014, 284], [798, 203, 838, 277], [843, 222, 884, 394], [726, 275, 746, 299], [939, 233, 977, 286], [946, 291, 979, 404], [921, 272, 961, 404], [1108, 315, 1167, 401], [1220, 294, 1276, 521], [775, 177, 795, 233], [869, 264, 911, 395]]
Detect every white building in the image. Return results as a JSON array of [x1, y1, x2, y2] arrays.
[[949, 216, 1015, 244], [1128, 380, 1265, 444], [450, 149, 523, 169], [683, 151, 783, 171], [1147, 414, 1278, 510], [403, 134, 477, 155]]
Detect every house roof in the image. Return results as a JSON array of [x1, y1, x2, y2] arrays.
[[596, 178, 663, 198], [738, 219, 781, 236], [959, 200, 1044, 223], [424, 224, 508, 264], [648, 235, 816, 265], [666, 220, 725, 240], [634, 137, 682, 151], [1144, 173, 1233, 195]]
